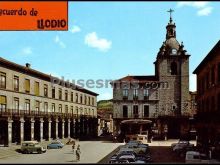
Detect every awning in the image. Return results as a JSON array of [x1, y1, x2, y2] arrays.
[[120, 119, 152, 125]]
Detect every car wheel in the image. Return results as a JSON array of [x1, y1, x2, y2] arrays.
[[23, 150, 28, 154], [37, 149, 42, 154]]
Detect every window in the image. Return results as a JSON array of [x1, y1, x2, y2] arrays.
[[52, 87, 55, 99], [218, 63, 220, 83], [123, 89, 128, 97], [59, 89, 62, 100], [85, 95, 87, 105], [25, 79, 30, 93], [44, 84, 48, 97], [123, 105, 128, 118], [0, 95, 7, 112], [44, 102, 48, 113], [59, 104, 62, 113], [85, 108, 87, 115], [14, 98, 19, 111], [133, 89, 138, 97], [35, 82, 39, 96], [35, 101, 40, 112], [92, 98, 94, 106], [144, 89, 149, 100], [0, 72, 6, 89], [80, 94, 83, 104], [171, 62, 177, 75], [75, 93, 78, 103], [52, 103, 55, 112], [144, 105, 149, 117], [25, 99, 30, 112], [65, 90, 68, 101], [71, 92, 74, 102], [88, 97, 90, 105], [76, 107, 78, 115], [65, 105, 68, 113], [92, 109, 94, 116], [14, 76, 19, 91], [133, 105, 138, 117], [71, 106, 73, 114]]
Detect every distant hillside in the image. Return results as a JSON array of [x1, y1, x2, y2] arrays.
[[97, 99, 113, 110]]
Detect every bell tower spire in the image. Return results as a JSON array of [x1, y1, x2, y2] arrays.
[[167, 8, 174, 23], [166, 8, 176, 39]]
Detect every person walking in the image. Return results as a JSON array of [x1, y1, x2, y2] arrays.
[[76, 145, 81, 161]]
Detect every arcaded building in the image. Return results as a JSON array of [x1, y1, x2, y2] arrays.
[[193, 40, 220, 154], [0, 57, 98, 146], [112, 13, 193, 141]]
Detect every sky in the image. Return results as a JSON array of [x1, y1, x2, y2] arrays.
[[0, 1, 220, 101]]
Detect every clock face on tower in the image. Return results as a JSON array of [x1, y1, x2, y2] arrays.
[[171, 48, 177, 55]]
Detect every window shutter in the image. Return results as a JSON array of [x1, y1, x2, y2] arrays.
[[0, 96, 6, 104], [25, 79, 30, 92]]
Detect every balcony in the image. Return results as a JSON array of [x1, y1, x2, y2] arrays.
[[144, 96, 149, 100], [133, 95, 138, 100], [0, 109, 82, 118], [123, 96, 128, 100]]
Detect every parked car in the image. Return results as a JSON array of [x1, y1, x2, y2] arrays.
[[47, 141, 64, 149], [172, 140, 194, 154], [21, 141, 46, 154], [185, 151, 210, 164], [171, 140, 190, 149], [124, 143, 148, 154]]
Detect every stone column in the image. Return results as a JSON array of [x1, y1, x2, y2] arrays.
[[55, 118, 59, 139], [68, 119, 71, 138], [86, 119, 89, 135], [73, 119, 76, 138], [20, 117, 25, 143], [8, 118, 13, 146], [48, 118, 52, 141], [62, 119, 65, 139], [31, 118, 35, 141], [40, 118, 44, 142]]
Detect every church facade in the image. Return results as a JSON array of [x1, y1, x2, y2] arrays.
[[112, 12, 193, 141]]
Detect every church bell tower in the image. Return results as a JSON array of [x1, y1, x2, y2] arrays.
[[154, 9, 190, 116]]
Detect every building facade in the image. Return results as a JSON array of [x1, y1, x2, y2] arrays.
[[0, 57, 98, 146], [193, 40, 220, 156], [112, 13, 193, 141]]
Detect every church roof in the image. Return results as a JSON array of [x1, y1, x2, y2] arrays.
[[165, 37, 180, 50], [193, 40, 220, 74]]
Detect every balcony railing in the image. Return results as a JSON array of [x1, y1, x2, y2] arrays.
[[0, 109, 94, 118]]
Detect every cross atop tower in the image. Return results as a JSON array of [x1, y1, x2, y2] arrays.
[[167, 8, 174, 23]]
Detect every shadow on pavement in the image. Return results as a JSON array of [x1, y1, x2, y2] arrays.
[[150, 146, 185, 163]]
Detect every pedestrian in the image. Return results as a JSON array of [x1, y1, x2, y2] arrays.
[[76, 145, 81, 161]]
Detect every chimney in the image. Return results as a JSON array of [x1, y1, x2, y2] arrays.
[[26, 63, 31, 68]]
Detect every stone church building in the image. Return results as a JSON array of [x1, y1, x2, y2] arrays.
[[112, 11, 194, 141]]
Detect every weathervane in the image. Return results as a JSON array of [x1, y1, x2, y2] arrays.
[[167, 8, 174, 23]]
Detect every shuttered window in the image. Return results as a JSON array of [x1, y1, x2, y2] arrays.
[[35, 82, 39, 96], [25, 79, 30, 93], [0, 95, 6, 104], [0, 95, 6, 111]]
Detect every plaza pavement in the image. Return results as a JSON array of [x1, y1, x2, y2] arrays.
[[0, 140, 124, 164]]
